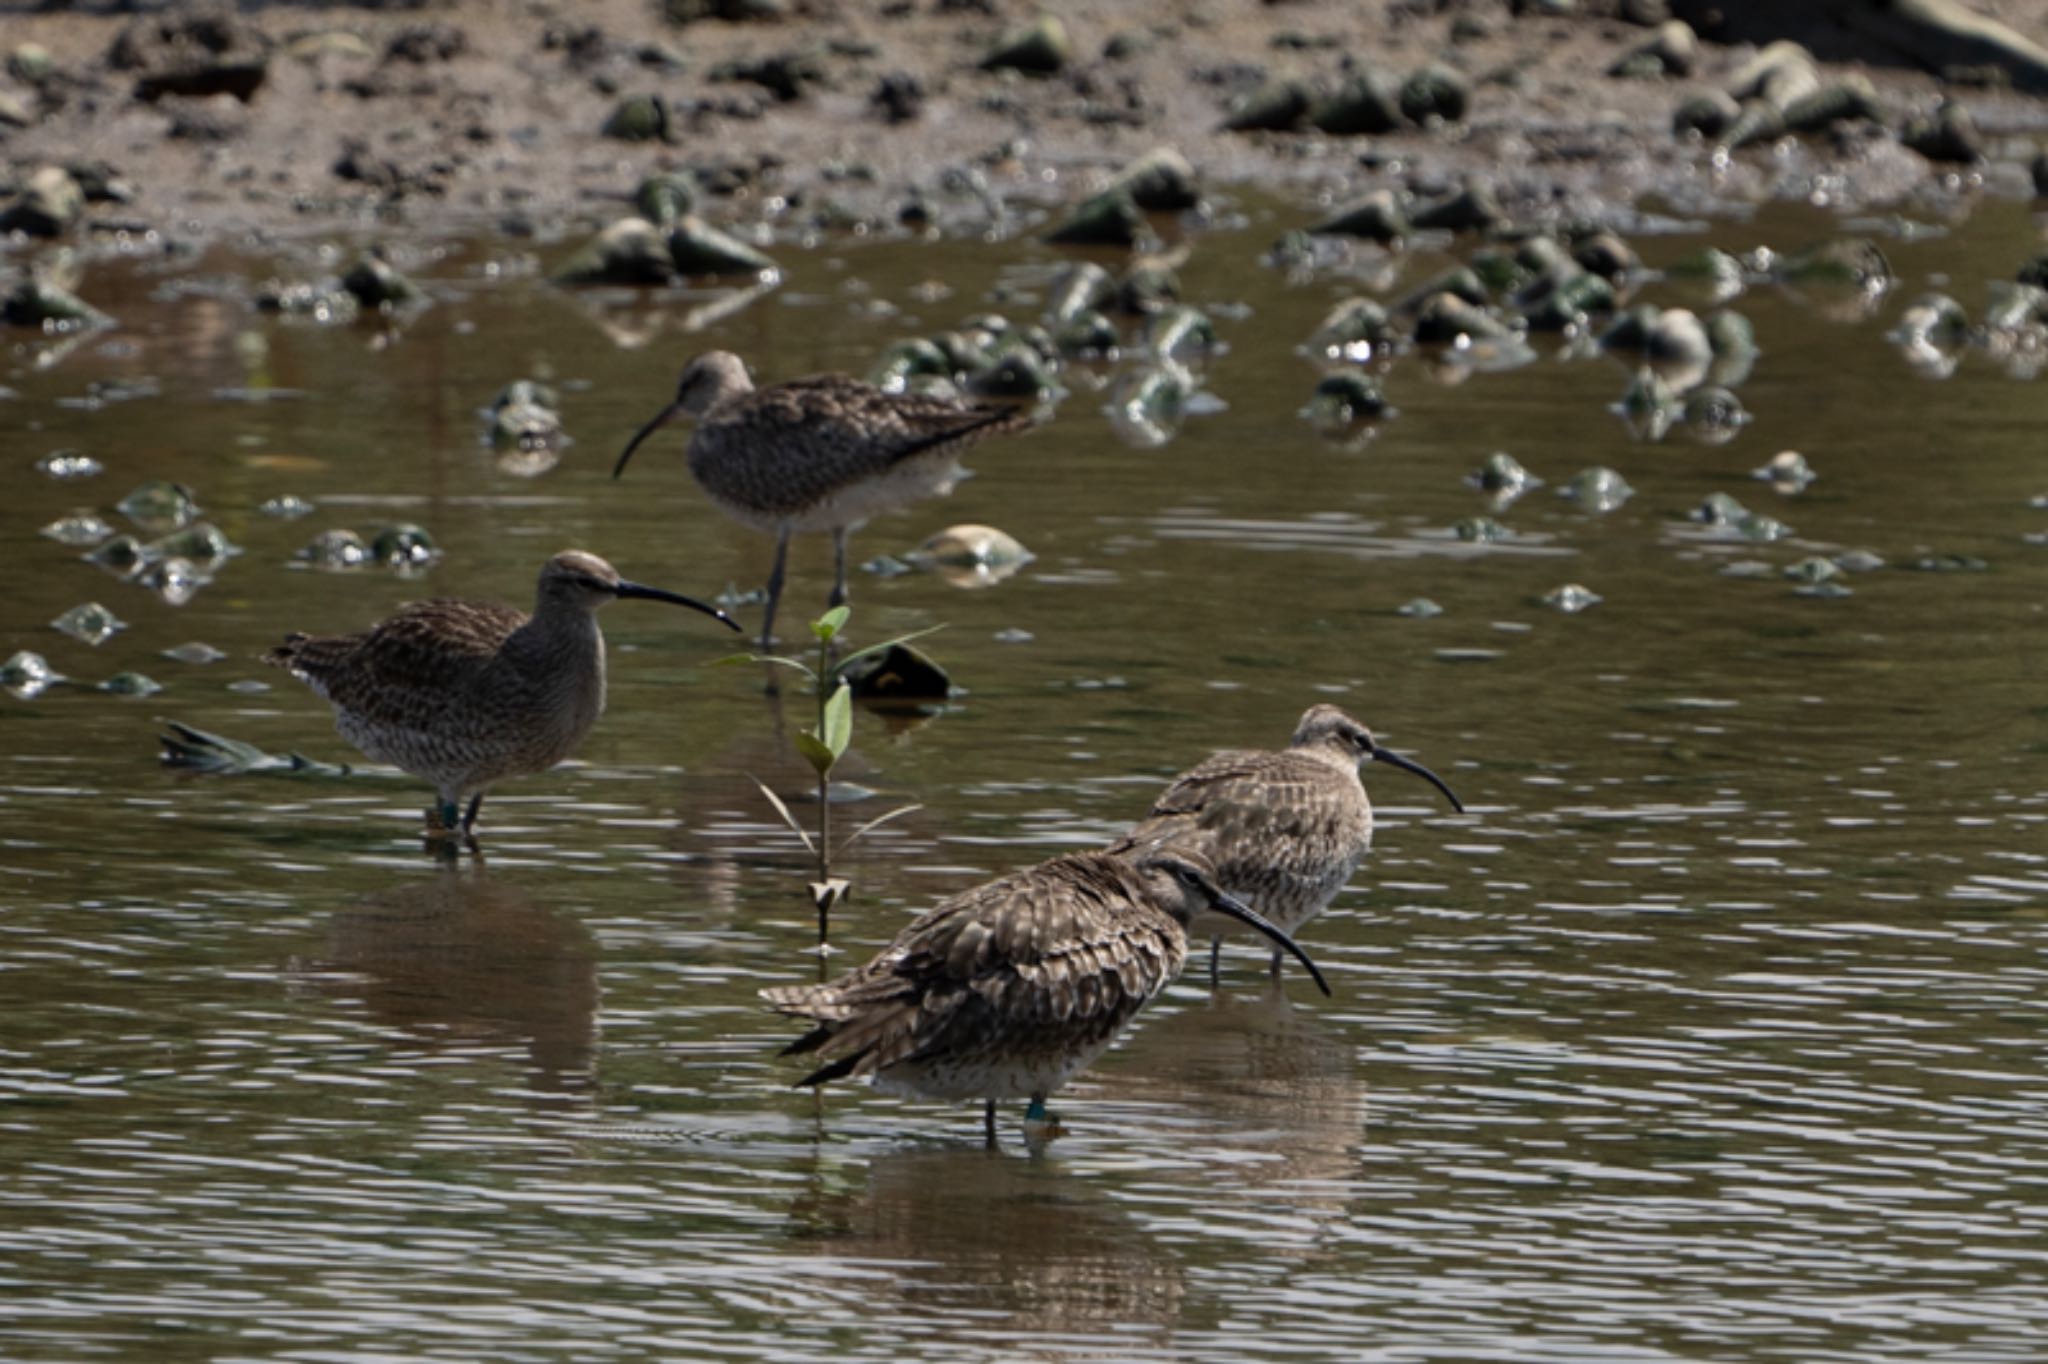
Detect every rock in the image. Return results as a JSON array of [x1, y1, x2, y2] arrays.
[[1112, 260, 1180, 316], [842, 642, 953, 701], [1105, 147, 1200, 212], [36, 450, 103, 480], [117, 480, 200, 529], [1413, 291, 1508, 344], [964, 350, 1053, 401], [8, 43, 55, 85], [110, 8, 272, 102], [298, 530, 371, 569], [1454, 516, 1511, 544], [634, 172, 696, 226], [667, 215, 778, 276], [1310, 189, 1409, 243], [712, 48, 827, 101], [1558, 466, 1632, 512], [1399, 63, 1471, 124], [86, 535, 144, 577], [552, 217, 676, 285], [1468, 451, 1535, 496], [1682, 385, 1749, 442], [1044, 261, 1114, 323], [1304, 371, 1387, 425], [1727, 41, 1818, 109], [870, 72, 924, 124], [1572, 232, 1638, 280], [1045, 189, 1146, 247], [0, 166, 85, 237], [601, 93, 670, 141], [1541, 583, 1601, 613], [2, 277, 113, 331], [1054, 309, 1120, 358], [100, 672, 164, 698], [1310, 69, 1405, 135], [341, 251, 424, 308], [906, 523, 1033, 586], [1646, 307, 1711, 377], [2, 650, 61, 698], [1144, 306, 1217, 360], [1719, 98, 1787, 151], [1520, 269, 1614, 331], [1672, 89, 1740, 138], [1902, 99, 1983, 164], [1776, 238, 1891, 290], [1307, 297, 1397, 359], [373, 524, 439, 567], [1221, 78, 1312, 132], [1610, 20, 1696, 77], [982, 14, 1071, 75], [1410, 182, 1506, 235], [1782, 77, 1884, 133], [51, 602, 124, 646], [254, 278, 359, 323], [42, 514, 113, 547], [1754, 450, 1816, 488], [147, 522, 234, 563]]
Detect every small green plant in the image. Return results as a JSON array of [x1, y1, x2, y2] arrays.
[[722, 606, 935, 950]]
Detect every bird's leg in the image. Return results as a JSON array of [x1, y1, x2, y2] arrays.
[[759, 524, 792, 651], [828, 525, 850, 609], [1024, 1095, 1047, 1123], [462, 794, 484, 834], [1022, 1093, 1063, 1143], [1269, 947, 1284, 977], [1208, 937, 1223, 988], [983, 1099, 997, 1148], [428, 799, 462, 837]]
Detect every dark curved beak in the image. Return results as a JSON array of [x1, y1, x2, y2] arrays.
[[613, 578, 742, 632], [613, 402, 684, 480], [1203, 885, 1332, 998], [1371, 745, 1465, 814]]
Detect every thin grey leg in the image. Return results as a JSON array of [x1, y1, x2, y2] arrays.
[[983, 1099, 997, 1147], [760, 524, 793, 649], [828, 525, 850, 608]]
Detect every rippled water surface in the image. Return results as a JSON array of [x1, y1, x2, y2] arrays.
[[5, 194, 2048, 1362]]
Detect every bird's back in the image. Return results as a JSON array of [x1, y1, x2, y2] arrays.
[[1112, 746, 1371, 931], [762, 852, 1186, 1094], [689, 375, 1030, 528]]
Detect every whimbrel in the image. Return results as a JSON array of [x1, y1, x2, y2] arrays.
[[760, 844, 1330, 1144], [266, 550, 738, 842], [613, 350, 1033, 646], [1109, 705, 1464, 983]]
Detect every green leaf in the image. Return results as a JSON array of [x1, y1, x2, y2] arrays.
[[712, 652, 817, 682], [748, 774, 815, 855], [821, 681, 852, 760], [811, 606, 850, 641], [837, 802, 923, 857], [832, 624, 947, 678], [794, 729, 836, 778]]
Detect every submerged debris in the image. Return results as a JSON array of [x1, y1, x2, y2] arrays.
[[2, 650, 62, 699], [51, 601, 124, 645]]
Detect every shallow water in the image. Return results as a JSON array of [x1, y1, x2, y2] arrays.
[[4, 191, 2048, 1361]]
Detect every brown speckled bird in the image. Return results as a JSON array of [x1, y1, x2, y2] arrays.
[[760, 844, 1330, 1143], [265, 550, 737, 842], [1109, 705, 1465, 983], [613, 350, 1033, 646]]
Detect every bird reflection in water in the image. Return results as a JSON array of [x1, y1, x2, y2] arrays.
[[784, 1147, 1183, 1350], [297, 866, 599, 1097]]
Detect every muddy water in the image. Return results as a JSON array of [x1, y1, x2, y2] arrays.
[[4, 194, 2047, 1361]]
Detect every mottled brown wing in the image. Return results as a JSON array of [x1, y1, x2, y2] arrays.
[[1114, 750, 1365, 878], [267, 599, 525, 735], [761, 854, 1179, 1079], [692, 375, 1029, 506]]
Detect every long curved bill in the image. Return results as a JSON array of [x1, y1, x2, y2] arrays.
[[1371, 746, 1465, 814], [613, 402, 684, 480], [1206, 889, 1332, 997], [613, 578, 742, 632]]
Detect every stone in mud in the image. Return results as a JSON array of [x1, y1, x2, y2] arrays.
[[1410, 182, 1506, 235], [1413, 292, 1509, 344], [1308, 297, 1396, 358], [868, 337, 954, 387], [3, 277, 114, 331], [842, 642, 953, 702], [1610, 20, 1697, 77], [259, 494, 315, 520], [2014, 255, 2048, 290], [142, 556, 204, 606], [1754, 449, 1817, 488], [1667, 245, 1746, 298], [100, 672, 164, 697], [2, 650, 61, 698], [634, 172, 696, 226], [1106, 363, 1191, 446], [1520, 269, 1615, 332], [1672, 89, 1740, 138], [1044, 261, 1115, 323], [1054, 309, 1120, 358], [1304, 371, 1388, 425], [1402, 265, 1489, 314], [1468, 451, 1536, 497], [1045, 190, 1146, 248], [602, 93, 670, 142], [36, 450, 103, 481], [1647, 307, 1712, 373], [341, 252, 423, 308], [1454, 517, 1511, 544], [1222, 78, 1312, 133], [1558, 466, 1633, 512], [668, 215, 778, 276], [1598, 304, 1659, 357], [254, 279, 360, 323], [1112, 261, 1180, 316], [42, 514, 114, 547], [162, 642, 228, 665], [712, 48, 827, 102], [298, 529, 372, 569], [1399, 63, 1471, 125], [1727, 41, 1819, 110], [1983, 281, 2048, 330], [1719, 98, 1788, 152], [1397, 598, 1444, 619], [869, 72, 924, 124], [117, 480, 200, 530], [981, 14, 1071, 76], [1782, 77, 1884, 133], [147, 522, 235, 563], [906, 523, 1034, 587], [1541, 583, 1602, 613], [1309, 70, 1405, 135], [1618, 371, 1679, 440], [0, 165, 85, 237], [965, 350, 1054, 401], [1310, 189, 1409, 244], [552, 217, 676, 285], [1144, 306, 1217, 361], [52, 602, 124, 646], [1682, 385, 1749, 441], [1902, 99, 1983, 164], [373, 524, 439, 567], [110, 8, 272, 103], [1572, 233, 1638, 281], [1105, 147, 1200, 213], [86, 535, 145, 577]]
